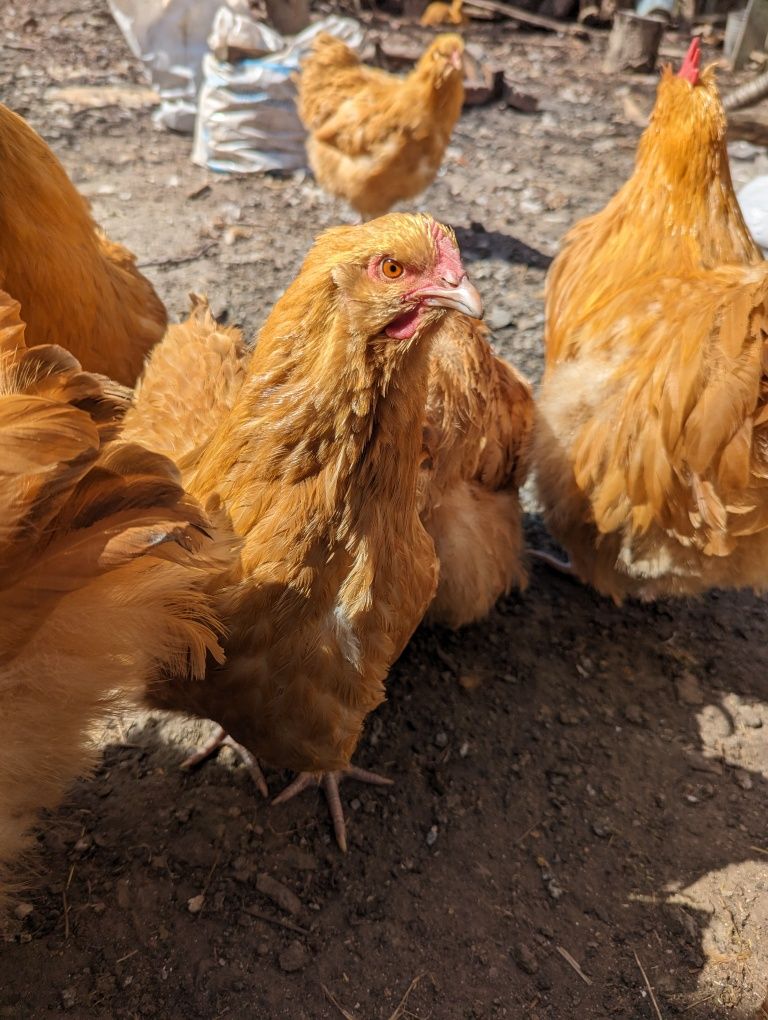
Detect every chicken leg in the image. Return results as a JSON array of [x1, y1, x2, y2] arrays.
[[180, 725, 269, 797], [272, 766, 393, 852]]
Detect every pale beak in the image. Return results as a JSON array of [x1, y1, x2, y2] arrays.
[[419, 274, 484, 319]]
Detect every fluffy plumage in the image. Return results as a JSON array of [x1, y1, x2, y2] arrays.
[[297, 34, 465, 219], [0, 290, 227, 907], [535, 49, 768, 601], [123, 294, 249, 468], [131, 214, 484, 846], [420, 314, 533, 627], [0, 102, 167, 385]]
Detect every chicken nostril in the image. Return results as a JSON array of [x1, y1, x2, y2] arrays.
[[441, 273, 461, 287]]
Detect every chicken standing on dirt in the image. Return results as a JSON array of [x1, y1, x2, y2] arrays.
[[0, 291, 228, 909], [421, 314, 533, 628], [129, 214, 484, 849], [535, 39, 768, 602], [297, 34, 465, 220], [0, 102, 166, 385]]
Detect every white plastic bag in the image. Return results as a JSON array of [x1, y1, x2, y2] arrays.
[[738, 175, 768, 255], [192, 14, 364, 174], [108, 0, 222, 133]]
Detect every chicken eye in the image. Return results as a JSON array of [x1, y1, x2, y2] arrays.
[[381, 258, 404, 280]]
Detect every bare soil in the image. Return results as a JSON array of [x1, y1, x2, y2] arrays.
[[1, 3, 768, 1018]]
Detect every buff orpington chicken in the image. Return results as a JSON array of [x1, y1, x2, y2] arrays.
[[0, 102, 166, 385], [0, 290, 228, 908], [297, 34, 465, 220], [126, 213, 484, 849], [535, 38, 768, 602], [420, 0, 468, 27], [421, 314, 533, 627]]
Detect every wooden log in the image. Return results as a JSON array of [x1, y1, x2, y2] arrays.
[[264, 0, 310, 36], [602, 11, 664, 73]]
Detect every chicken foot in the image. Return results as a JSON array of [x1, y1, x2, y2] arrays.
[[179, 724, 269, 797], [272, 766, 393, 852]]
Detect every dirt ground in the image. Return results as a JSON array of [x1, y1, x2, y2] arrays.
[[2, 2, 768, 1017]]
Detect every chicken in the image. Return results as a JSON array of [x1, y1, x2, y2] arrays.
[[297, 34, 465, 220], [132, 213, 484, 849], [124, 294, 249, 465], [420, 314, 533, 627], [0, 102, 167, 385], [534, 38, 768, 602], [0, 290, 227, 907], [420, 0, 468, 27]]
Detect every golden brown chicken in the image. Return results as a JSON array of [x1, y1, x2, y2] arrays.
[[124, 294, 249, 464], [297, 34, 465, 220], [420, 0, 468, 27], [0, 102, 167, 385], [420, 314, 533, 627], [535, 39, 768, 602], [0, 290, 227, 907], [130, 213, 484, 849]]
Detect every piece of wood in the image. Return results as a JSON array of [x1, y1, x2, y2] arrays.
[[602, 11, 664, 73], [465, 0, 594, 35], [730, 0, 768, 70], [264, 0, 309, 36]]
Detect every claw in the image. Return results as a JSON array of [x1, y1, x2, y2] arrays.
[[180, 724, 269, 797], [273, 765, 393, 852]]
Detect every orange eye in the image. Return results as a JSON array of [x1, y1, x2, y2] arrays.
[[381, 258, 404, 279]]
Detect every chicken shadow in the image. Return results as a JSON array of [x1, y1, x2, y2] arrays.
[[453, 222, 554, 270], [1, 551, 767, 1018]]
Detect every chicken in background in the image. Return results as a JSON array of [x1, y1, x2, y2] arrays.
[[297, 34, 465, 220], [0, 102, 167, 386], [0, 290, 228, 908], [420, 0, 468, 27], [421, 314, 533, 627], [128, 214, 484, 849], [535, 39, 768, 602]]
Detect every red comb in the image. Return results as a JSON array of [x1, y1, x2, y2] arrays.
[[677, 36, 701, 85]]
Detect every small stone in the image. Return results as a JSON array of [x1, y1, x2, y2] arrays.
[[116, 878, 131, 909], [487, 306, 513, 331], [514, 943, 539, 975], [13, 902, 34, 921], [676, 672, 704, 706], [256, 874, 303, 916], [426, 825, 439, 847], [278, 941, 309, 973], [434, 732, 449, 748], [623, 704, 643, 725], [734, 770, 753, 791], [61, 987, 76, 1010], [187, 894, 205, 914]]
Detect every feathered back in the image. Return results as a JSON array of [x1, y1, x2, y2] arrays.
[[0, 103, 166, 385], [123, 295, 248, 466], [546, 65, 761, 367], [0, 290, 230, 907]]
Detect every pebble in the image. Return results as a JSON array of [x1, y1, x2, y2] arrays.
[[61, 987, 76, 1010], [514, 942, 539, 975], [256, 874, 303, 916], [13, 902, 34, 921], [675, 672, 704, 706], [187, 894, 205, 914], [734, 770, 754, 791], [434, 731, 448, 748], [623, 703, 643, 726], [487, 306, 514, 331], [426, 825, 439, 847], [278, 942, 309, 973]]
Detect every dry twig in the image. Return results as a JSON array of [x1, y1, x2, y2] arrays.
[[633, 950, 663, 1020], [388, 973, 428, 1020], [322, 984, 358, 1020], [245, 906, 311, 936], [556, 945, 593, 986], [138, 241, 217, 269]]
